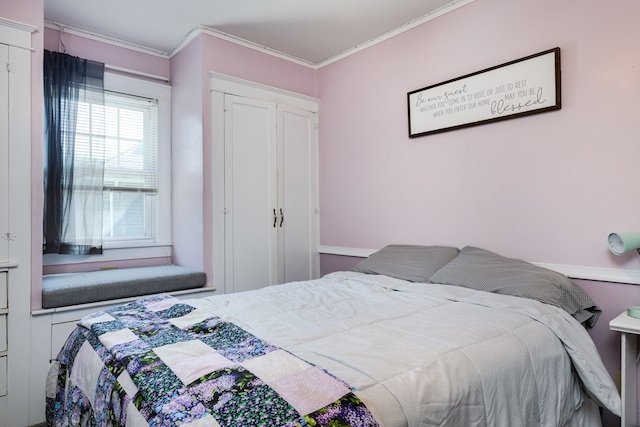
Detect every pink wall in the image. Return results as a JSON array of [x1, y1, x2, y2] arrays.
[[169, 36, 205, 272], [317, 0, 640, 271], [199, 34, 317, 98], [1, 0, 42, 25]]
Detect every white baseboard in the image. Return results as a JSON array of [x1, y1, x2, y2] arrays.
[[318, 245, 640, 285]]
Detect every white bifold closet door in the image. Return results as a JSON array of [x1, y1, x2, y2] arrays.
[[0, 43, 8, 262], [223, 94, 317, 294]]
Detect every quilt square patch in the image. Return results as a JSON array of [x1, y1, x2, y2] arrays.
[[270, 367, 350, 416], [240, 349, 312, 384], [186, 317, 225, 336], [200, 322, 277, 363], [145, 295, 181, 312], [125, 401, 149, 427], [131, 352, 182, 403], [168, 308, 214, 329], [156, 303, 197, 320], [154, 340, 233, 385], [117, 370, 139, 398], [299, 393, 379, 427], [100, 328, 139, 350], [188, 367, 263, 408], [69, 340, 105, 408], [153, 389, 210, 424], [81, 312, 116, 328], [210, 383, 298, 427], [110, 337, 151, 361], [144, 328, 193, 348]]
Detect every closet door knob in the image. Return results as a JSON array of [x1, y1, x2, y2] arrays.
[[273, 209, 277, 228], [279, 208, 284, 227]]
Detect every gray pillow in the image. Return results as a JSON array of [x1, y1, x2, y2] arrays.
[[352, 245, 460, 283], [428, 246, 601, 327]]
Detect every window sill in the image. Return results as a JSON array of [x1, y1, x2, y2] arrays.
[[43, 243, 172, 266]]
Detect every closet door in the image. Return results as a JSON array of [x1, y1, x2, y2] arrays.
[[224, 95, 278, 293], [211, 73, 319, 294], [278, 104, 318, 283], [0, 43, 8, 262]]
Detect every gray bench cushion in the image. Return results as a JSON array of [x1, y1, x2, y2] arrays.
[[42, 265, 206, 309]]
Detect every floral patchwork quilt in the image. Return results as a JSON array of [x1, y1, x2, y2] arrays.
[[46, 294, 378, 427]]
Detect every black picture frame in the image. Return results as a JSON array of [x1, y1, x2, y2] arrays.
[[407, 47, 561, 138]]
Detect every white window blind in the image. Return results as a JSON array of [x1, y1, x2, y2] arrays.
[[102, 91, 158, 193]]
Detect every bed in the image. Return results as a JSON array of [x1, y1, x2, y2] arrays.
[[46, 246, 622, 426]]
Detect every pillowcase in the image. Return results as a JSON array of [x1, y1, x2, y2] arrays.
[[428, 246, 601, 327], [352, 244, 460, 283]]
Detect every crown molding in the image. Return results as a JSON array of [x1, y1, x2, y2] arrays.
[[44, 21, 169, 59], [318, 245, 640, 285], [173, 0, 477, 69], [171, 25, 316, 69], [0, 17, 36, 34], [316, 0, 477, 68], [44, 0, 477, 69]]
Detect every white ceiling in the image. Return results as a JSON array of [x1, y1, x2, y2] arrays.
[[43, 0, 465, 65]]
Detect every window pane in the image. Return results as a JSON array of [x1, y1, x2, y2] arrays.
[[119, 109, 144, 140], [104, 105, 119, 138], [119, 138, 144, 170], [102, 92, 157, 192], [103, 191, 147, 239], [104, 137, 119, 169]]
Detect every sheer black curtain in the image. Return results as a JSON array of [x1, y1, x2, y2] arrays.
[[43, 50, 106, 255]]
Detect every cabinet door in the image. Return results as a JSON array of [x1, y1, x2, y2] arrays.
[[278, 104, 318, 283], [224, 95, 278, 293], [0, 43, 8, 262]]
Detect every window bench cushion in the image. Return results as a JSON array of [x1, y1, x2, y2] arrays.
[[42, 265, 207, 309]]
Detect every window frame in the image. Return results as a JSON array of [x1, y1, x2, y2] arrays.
[[43, 72, 172, 266]]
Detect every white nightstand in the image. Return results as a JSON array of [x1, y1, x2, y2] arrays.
[[610, 311, 640, 427]]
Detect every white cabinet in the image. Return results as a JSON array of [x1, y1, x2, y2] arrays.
[[0, 17, 34, 427], [211, 74, 319, 294]]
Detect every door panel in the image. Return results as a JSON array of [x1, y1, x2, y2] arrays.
[[0, 44, 8, 262], [224, 95, 278, 293], [278, 104, 318, 283]]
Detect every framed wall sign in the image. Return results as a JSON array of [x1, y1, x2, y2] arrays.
[[407, 47, 561, 138]]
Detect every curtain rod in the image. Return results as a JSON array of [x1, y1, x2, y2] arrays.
[[105, 64, 169, 83]]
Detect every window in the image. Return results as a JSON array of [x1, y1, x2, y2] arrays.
[[77, 91, 158, 243], [44, 73, 171, 265]]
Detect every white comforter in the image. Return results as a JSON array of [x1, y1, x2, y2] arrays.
[[189, 271, 621, 427]]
